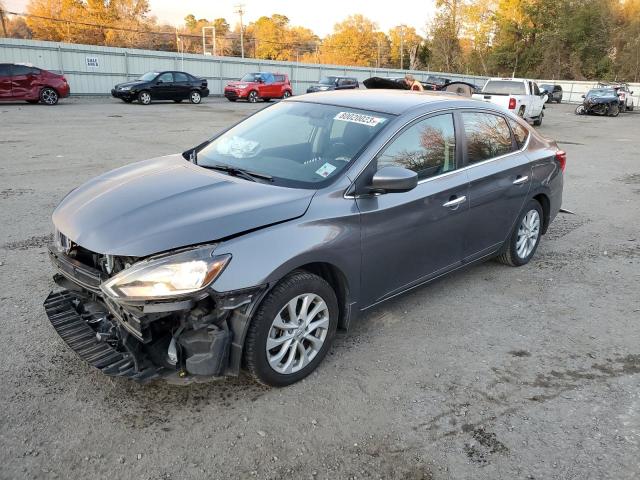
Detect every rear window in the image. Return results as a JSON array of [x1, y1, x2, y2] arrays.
[[274, 75, 285, 82], [482, 81, 526, 95], [462, 112, 514, 164], [319, 76, 337, 85], [0, 64, 10, 76], [508, 118, 529, 150], [174, 72, 189, 82], [11, 65, 36, 76]]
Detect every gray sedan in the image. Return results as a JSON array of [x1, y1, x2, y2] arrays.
[[45, 90, 564, 387]]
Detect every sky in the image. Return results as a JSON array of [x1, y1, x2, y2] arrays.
[[3, 0, 438, 37]]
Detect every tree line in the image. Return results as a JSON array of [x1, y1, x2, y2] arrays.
[[1, 0, 639, 81]]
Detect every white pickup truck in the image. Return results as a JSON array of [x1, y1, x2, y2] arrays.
[[472, 78, 547, 126]]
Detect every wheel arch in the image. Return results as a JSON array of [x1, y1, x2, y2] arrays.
[[532, 192, 550, 234]]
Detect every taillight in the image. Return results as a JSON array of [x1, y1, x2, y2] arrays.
[[555, 150, 566, 172], [508, 98, 516, 109]]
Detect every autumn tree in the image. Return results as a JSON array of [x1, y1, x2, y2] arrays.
[[389, 25, 424, 69], [320, 15, 379, 66], [428, 0, 463, 72]]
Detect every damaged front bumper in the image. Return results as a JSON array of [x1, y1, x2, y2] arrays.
[[44, 246, 266, 384]]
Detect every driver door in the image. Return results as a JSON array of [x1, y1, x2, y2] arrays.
[[151, 72, 174, 100], [355, 112, 469, 306]]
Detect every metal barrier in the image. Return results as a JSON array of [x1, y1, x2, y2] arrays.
[[1, 38, 639, 105]]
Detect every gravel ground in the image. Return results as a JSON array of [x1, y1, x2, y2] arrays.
[[1, 97, 639, 480]]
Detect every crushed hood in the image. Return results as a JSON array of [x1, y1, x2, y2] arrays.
[[53, 155, 315, 257]]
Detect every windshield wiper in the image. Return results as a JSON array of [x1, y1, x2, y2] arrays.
[[202, 164, 273, 182]]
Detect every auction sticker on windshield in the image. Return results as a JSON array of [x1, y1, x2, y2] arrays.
[[334, 111, 385, 127], [316, 163, 337, 178]]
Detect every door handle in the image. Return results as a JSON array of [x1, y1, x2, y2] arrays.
[[442, 196, 467, 208], [513, 175, 529, 185]]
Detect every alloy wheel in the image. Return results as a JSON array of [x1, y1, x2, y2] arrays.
[[248, 91, 258, 103], [41, 88, 58, 105], [190, 91, 201, 104], [139, 92, 151, 105], [283, 91, 291, 99], [266, 293, 329, 375], [516, 210, 540, 259]]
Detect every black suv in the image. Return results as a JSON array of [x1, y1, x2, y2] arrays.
[[306, 76, 359, 93], [540, 84, 563, 103], [111, 71, 209, 105]]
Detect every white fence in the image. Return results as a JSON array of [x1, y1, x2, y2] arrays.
[[1, 37, 639, 105]]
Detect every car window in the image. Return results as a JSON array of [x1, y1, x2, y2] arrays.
[[0, 64, 10, 76], [174, 72, 189, 82], [274, 75, 284, 82], [157, 72, 173, 83], [377, 113, 457, 181], [482, 81, 526, 95], [262, 73, 275, 84], [11, 65, 34, 76], [197, 102, 391, 188], [507, 118, 529, 150], [532, 83, 540, 95], [462, 112, 513, 164]]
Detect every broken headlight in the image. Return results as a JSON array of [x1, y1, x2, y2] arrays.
[[101, 246, 230, 301]]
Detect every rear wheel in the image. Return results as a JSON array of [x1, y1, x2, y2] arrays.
[[496, 199, 543, 267], [244, 270, 338, 387], [628, 102, 634, 111], [609, 103, 619, 117], [40, 87, 58, 105], [247, 90, 259, 103], [533, 111, 543, 126], [517, 106, 525, 117], [189, 90, 202, 104], [138, 90, 151, 105], [282, 91, 292, 99]]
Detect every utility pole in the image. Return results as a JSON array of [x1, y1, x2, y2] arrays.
[[0, 6, 7, 37], [234, 4, 245, 58], [399, 26, 404, 70]]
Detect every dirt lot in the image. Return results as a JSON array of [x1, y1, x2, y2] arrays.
[[1, 96, 639, 480]]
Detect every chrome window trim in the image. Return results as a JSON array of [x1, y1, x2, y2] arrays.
[[344, 106, 531, 198]]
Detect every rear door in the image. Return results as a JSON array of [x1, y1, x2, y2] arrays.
[[10, 65, 39, 99], [173, 72, 191, 99], [273, 74, 285, 97], [0, 64, 11, 99], [461, 111, 532, 261], [356, 112, 469, 305]]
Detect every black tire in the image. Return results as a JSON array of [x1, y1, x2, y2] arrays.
[[533, 112, 543, 126], [556, 98, 561, 104], [496, 199, 543, 267], [244, 270, 338, 387], [517, 106, 525, 118], [189, 90, 202, 104], [40, 87, 58, 105], [282, 91, 292, 99], [173, 99, 183, 103], [609, 103, 619, 117], [575, 105, 586, 115], [628, 102, 634, 112], [247, 90, 259, 103], [137, 90, 151, 105]]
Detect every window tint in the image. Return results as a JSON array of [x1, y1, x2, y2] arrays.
[[157, 72, 173, 82], [482, 81, 526, 95], [532, 83, 540, 95], [0, 64, 10, 76], [174, 72, 188, 82], [507, 118, 529, 150], [462, 112, 513, 164], [12, 65, 34, 76], [377, 114, 456, 180], [274, 75, 285, 82]]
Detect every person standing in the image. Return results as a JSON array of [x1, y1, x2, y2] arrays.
[[405, 74, 424, 91]]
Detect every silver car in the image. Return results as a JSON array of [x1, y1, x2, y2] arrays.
[[45, 90, 565, 387]]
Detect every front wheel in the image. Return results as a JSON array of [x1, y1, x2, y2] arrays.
[[247, 90, 259, 103], [40, 87, 58, 105], [138, 90, 151, 105], [244, 271, 338, 387], [189, 90, 202, 104], [496, 199, 543, 267], [608, 103, 619, 117], [575, 105, 586, 115]]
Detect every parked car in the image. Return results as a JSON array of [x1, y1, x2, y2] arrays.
[[598, 82, 635, 112], [539, 84, 563, 103], [307, 76, 359, 93], [422, 75, 450, 90], [0, 63, 70, 105], [224, 72, 292, 103], [111, 71, 209, 105], [473, 78, 547, 125], [44, 90, 564, 387], [575, 88, 620, 116]]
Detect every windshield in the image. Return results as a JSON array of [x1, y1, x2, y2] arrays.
[[587, 89, 616, 98], [482, 80, 526, 95], [138, 71, 158, 81], [197, 102, 392, 188], [240, 73, 261, 82], [319, 76, 337, 85]]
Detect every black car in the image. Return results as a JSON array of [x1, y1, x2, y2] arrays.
[[575, 88, 620, 116], [307, 76, 359, 93], [540, 84, 563, 103], [111, 71, 209, 105]]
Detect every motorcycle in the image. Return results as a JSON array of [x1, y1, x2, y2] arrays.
[[575, 88, 620, 117]]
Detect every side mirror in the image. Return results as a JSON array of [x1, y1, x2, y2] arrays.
[[370, 166, 418, 194], [258, 78, 264, 83]]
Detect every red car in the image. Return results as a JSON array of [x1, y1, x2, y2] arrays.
[[224, 72, 292, 103], [0, 63, 70, 105]]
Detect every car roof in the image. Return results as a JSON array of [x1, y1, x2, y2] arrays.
[[288, 89, 494, 115]]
